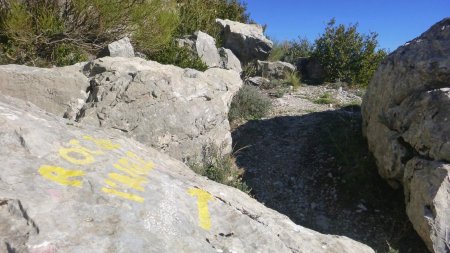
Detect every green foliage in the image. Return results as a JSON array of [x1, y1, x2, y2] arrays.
[[229, 85, 272, 122], [314, 92, 337, 105], [190, 145, 251, 193], [268, 38, 314, 64], [283, 70, 301, 90], [0, 0, 179, 66], [312, 18, 387, 87], [241, 62, 257, 80], [52, 43, 88, 66], [176, 0, 249, 42], [151, 41, 207, 71]]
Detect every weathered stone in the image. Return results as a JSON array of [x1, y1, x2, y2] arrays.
[[0, 63, 89, 120], [77, 57, 242, 162], [218, 47, 242, 73], [362, 18, 450, 253], [247, 76, 270, 87], [257, 60, 296, 79], [0, 94, 375, 253], [98, 37, 135, 58], [178, 31, 222, 68], [216, 18, 273, 63], [177, 32, 242, 72]]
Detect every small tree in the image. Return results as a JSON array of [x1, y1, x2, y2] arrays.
[[312, 18, 387, 87]]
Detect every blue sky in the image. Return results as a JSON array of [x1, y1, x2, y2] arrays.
[[245, 0, 450, 51]]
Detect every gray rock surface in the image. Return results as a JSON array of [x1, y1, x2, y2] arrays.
[[0, 63, 89, 120], [77, 57, 242, 162], [98, 37, 135, 58], [178, 31, 222, 68], [257, 60, 296, 79], [247, 76, 270, 87], [0, 94, 375, 253], [216, 18, 273, 63], [362, 18, 450, 253], [177, 32, 242, 72], [218, 47, 242, 73]]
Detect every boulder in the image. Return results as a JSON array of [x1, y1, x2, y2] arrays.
[[0, 63, 89, 120], [77, 57, 242, 162], [0, 94, 375, 253], [177, 32, 242, 72], [177, 31, 222, 68], [362, 18, 450, 253], [296, 57, 326, 83], [97, 37, 135, 58], [247, 76, 270, 87], [256, 60, 296, 79], [216, 18, 273, 63], [218, 47, 242, 73]]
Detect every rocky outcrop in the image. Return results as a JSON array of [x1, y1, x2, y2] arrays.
[[0, 63, 89, 120], [257, 60, 296, 79], [177, 31, 242, 72], [362, 18, 450, 253], [0, 57, 242, 162], [216, 18, 273, 63], [97, 37, 135, 58], [0, 94, 375, 253], [77, 57, 242, 162]]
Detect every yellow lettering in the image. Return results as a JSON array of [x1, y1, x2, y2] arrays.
[[83, 135, 121, 150], [107, 173, 147, 191], [39, 165, 85, 187], [102, 187, 144, 203], [188, 188, 214, 230], [59, 139, 103, 165]]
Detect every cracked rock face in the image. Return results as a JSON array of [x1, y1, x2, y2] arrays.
[[0, 57, 242, 162], [216, 18, 273, 64], [0, 95, 374, 253], [362, 18, 450, 253]]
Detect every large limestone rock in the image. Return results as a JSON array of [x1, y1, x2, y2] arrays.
[[0, 63, 89, 120], [362, 18, 450, 253], [256, 60, 296, 79], [216, 18, 273, 63], [78, 57, 242, 162], [0, 94, 375, 253], [0, 57, 241, 162]]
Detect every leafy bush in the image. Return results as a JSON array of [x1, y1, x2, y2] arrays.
[[190, 144, 250, 193], [176, 0, 249, 41], [268, 38, 314, 64], [151, 41, 207, 71], [0, 0, 179, 66], [312, 18, 387, 87], [229, 85, 272, 122]]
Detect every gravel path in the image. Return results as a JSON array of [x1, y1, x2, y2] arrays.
[[232, 85, 429, 253]]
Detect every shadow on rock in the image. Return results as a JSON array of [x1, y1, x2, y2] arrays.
[[232, 106, 429, 253]]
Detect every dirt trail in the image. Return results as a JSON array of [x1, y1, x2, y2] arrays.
[[232, 85, 429, 253]]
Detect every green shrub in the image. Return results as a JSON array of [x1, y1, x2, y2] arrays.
[[314, 92, 337, 105], [312, 18, 387, 87], [176, 0, 249, 42], [190, 144, 250, 193], [268, 38, 314, 64], [283, 70, 301, 90], [0, 0, 179, 66], [229, 85, 272, 122], [150, 41, 208, 71]]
